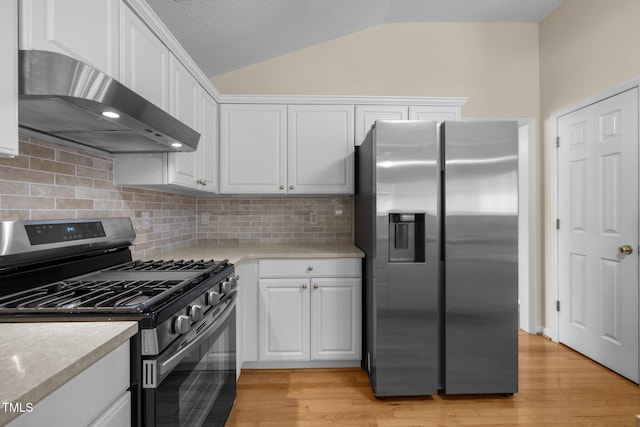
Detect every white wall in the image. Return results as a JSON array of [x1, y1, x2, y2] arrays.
[[212, 22, 540, 119], [539, 0, 640, 329]]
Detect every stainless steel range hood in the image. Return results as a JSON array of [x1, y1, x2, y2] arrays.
[[18, 50, 200, 154]]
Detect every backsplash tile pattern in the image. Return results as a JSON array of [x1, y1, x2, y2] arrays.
[[0, 137, 354, 257], [197, 195, 353, 244], [0, 137, 197, 259]]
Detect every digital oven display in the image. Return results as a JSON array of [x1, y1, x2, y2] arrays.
[[25, 221, 106, 245]]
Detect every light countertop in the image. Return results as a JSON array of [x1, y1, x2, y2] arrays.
[[0, 322, 137, 425], [151, 242, 365, 264]]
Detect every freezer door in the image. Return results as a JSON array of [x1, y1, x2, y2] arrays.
[[442, 121, 519, 394], [372, 120, 440, 396]]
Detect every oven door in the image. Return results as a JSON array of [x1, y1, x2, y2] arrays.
[[142, 291, 237, 427]]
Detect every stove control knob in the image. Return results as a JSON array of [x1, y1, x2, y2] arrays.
[[173, 314, 191, 335], [189, 304, 204, 322], [206, 289, 221, 306], [221, 279, 232, 294]]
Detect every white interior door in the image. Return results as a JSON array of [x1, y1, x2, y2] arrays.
[[557, 88, 639, 382]]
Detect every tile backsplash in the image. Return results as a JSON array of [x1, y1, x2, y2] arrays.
[[197, 195, 352, 244], [0, 137, 197, 259], [0, 136, 353, 258]]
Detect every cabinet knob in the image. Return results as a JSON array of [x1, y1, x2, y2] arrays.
[[302, 284, 307, 289], [313, 284, 319, 289], [280, 185, 285, 190], [196, 179, 203, 185], [289, 185, 295, 190], [201, 180, 207, 186], [307, 265, 313, 271]]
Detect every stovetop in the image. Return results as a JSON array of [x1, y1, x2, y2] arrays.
[[107, 259, 221, 272], [0, 258, 231, 314]]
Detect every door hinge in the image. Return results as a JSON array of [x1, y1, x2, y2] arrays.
[[556, 219, 560, 230], [556, 300, 560, 312], [555, 136, 560, 148]]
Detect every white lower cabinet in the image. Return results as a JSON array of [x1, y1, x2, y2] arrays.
[[259, 278, 310, 361], [9, 341, 131, 427], [256, 258, 361, 365], [310, 278, 361, 360]]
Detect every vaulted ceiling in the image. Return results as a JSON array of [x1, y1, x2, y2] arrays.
[[148, 0, 564, 78]]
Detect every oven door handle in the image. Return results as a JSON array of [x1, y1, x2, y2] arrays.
[[142, 290, 237, 389]]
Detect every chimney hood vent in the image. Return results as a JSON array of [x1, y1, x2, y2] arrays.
[[18, 50, 200, 154]]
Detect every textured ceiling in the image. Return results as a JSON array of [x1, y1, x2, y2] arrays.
[[147, 0, 564, 78]]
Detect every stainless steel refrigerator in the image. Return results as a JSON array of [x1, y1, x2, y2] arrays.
[[355, 120, 518, 396]]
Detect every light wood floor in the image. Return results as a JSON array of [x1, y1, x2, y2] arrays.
[[226, 332, 640, 426]]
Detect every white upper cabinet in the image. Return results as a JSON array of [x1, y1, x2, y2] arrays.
[[408, 105, 460, 122], [287, 105, 354, 194], [0, 0, 18, 157], [120, 4, 169, 111], [355, 104, 462, 146], [168, 56, 201, 189], [19, 0, 120, 78], [355, 105, 408, 146], [167, 62, 218, 193], [220, 103, 354, 195], [197, 93, 219, 191], [220, 104, 287, 194], [112, 86, 219, 194]]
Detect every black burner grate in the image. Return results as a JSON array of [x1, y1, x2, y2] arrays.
[[108, 259, 227, 272], [0, 279, 183, 311], [0, 258, 232, 315]]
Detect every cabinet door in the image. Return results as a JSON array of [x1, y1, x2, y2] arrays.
[[408, 106, 460, 122], [355, 105, 408, 146], [288, 105, 354, 194], [20, 0, 120, 78], [120, 5, 169, 111], [168, 57, 201, 189], [197, 92, 218, 192], [310, 278, 361, 360], [0, 0, 18, 157], [220, 104, 287, 194], [88, 392, 131, 427], [259, 278, 310, 361], [8, 342, 130, 427]]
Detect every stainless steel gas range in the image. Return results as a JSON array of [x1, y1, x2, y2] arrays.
[[0, 218, 237, 427]]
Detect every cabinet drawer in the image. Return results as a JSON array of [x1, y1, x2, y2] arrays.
[[259, 258, 360, 278]]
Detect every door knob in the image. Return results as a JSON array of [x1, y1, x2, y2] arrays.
[[618, 244, 634, 255]]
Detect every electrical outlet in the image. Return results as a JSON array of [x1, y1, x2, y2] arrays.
[[309, 211, 318, 225], [201, 212, 209, 225]]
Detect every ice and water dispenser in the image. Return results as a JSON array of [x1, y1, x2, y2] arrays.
[[388, 213, 425, 263]]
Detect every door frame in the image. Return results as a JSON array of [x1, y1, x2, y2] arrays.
[[463, 117, 537, 334], [551, 77, 640, 343]]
